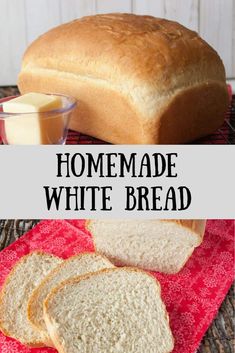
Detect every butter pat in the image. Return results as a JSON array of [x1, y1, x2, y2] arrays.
[[3, 92, 62, 113], [3, 92, 64, 144]]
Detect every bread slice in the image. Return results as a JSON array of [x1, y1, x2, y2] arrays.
[[86, 219, 206, 273], [44, 267, 174, 353], [27, 252, 114, 346], [0, 251, 62, 347]]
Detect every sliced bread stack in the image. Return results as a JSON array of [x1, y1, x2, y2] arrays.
[[0, 251, 62, 347], [0, 251, 114, 347], [27, 252, 114, 346], [0, 250, 174, 353]]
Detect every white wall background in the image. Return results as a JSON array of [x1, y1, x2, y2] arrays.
[[0, 0, 234, 85]]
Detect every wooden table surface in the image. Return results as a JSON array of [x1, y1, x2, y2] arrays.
[[0, 220, 234, 353]]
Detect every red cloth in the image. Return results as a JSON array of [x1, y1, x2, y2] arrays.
[[0, 219, 234, 353]]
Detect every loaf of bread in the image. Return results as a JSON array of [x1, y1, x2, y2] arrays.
[[86, 219, 206, 273], [18, 14, 228, 144], [44, 268, 174, 353], [0, 251, 62, 347], [27, 252, 114, 346]]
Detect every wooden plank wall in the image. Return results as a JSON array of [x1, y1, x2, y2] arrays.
[[0, 0, 234, 85]]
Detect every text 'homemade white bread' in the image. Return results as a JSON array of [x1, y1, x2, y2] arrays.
[[44, 267, 174, 353], [27, 252, 114, 346], [0, 251, 62, 347], [86, 219, 206, 273], [18, 13, 229, 144]]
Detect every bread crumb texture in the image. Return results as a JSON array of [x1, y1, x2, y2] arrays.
[[0, 251, 62, 346], [44, 268, 174, 353]]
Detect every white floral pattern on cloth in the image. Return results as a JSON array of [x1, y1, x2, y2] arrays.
[[0, 220, 234, 353]]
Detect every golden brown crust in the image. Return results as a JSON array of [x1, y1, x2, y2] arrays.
[[18, 13, 228, 145], [144, 82, 229, 144], [18, 69, 144, 144], [0, 251, 61, 347], [21, 14, 225, 88], [18, 69, 228, 144]]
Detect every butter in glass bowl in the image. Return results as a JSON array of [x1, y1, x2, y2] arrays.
[[0, 92, 76, 145]]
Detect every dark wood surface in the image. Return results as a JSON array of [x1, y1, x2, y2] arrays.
[[0, 220, 234, 353]]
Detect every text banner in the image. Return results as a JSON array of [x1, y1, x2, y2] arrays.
[[0, 145, 234, 219]]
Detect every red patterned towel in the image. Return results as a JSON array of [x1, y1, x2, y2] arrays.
[[0, 219, 234, 353]]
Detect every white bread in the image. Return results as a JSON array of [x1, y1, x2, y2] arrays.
[[18, 13, 228, 144], [44, 267, 174, 353], [27, 252, 114, 346], [0, 251, 62, 347], [86, 219, 206, 273]]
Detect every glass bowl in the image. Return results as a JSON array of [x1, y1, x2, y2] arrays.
[[0, 93, 77, 145]]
